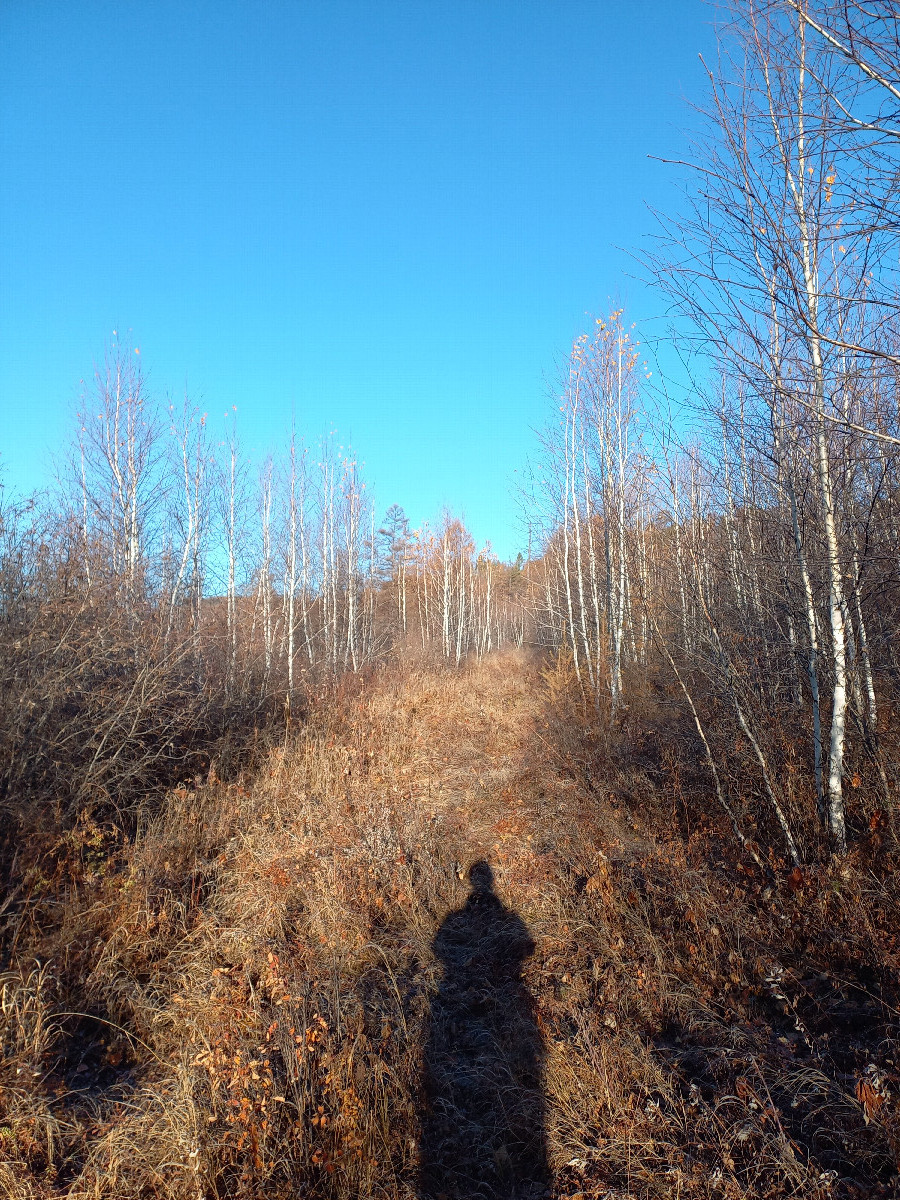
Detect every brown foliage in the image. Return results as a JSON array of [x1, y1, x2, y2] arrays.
[[1, 650, 898, 1198]]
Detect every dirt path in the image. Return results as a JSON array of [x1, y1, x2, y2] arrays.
[[370, 651, 555, 1199], [369, 649, 560, 867], [364, 647, 643, 894]]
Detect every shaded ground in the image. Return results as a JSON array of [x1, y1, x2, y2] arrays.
[[420, 861, 547, 1200]]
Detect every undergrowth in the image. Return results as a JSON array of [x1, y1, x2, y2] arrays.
[[1, 649, 898, 1199]]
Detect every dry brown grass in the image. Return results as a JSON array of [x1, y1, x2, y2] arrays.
[[1, 648, 898, 1199]]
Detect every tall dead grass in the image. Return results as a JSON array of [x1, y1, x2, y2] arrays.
[[1, 649, 898, 1199]]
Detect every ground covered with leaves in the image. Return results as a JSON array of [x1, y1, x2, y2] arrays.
[[1, 649, 898, 1198]]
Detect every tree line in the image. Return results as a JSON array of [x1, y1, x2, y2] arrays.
[[0, 338, 528, 820], [529, 0, 900, 863], [3, 1, 899, 868]]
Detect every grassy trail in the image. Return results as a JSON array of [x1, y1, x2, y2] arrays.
[[1, 649, 898, 1199]]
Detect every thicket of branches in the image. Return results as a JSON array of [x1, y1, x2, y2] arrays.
[[529, 0, 900, 866]]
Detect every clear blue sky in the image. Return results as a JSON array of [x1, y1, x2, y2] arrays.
[[1, 0, 715, 560]]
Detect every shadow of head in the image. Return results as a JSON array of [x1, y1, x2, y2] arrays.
[[468, 859, 494, 894]]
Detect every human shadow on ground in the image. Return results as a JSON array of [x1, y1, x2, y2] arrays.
[[419, 861, 549, 1200]]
